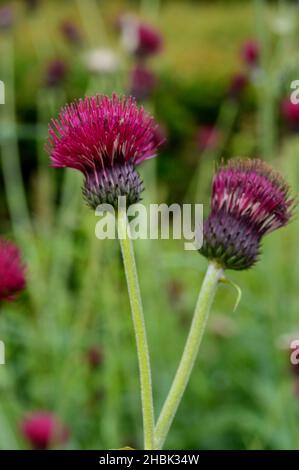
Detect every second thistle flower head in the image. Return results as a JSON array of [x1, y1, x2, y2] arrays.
[[47, 94, 163, 209], [200, 159, 295, 270]]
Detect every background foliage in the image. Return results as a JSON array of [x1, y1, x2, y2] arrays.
[[0, 0, 298, 450]]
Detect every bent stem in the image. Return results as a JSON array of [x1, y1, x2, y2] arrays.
[[154, 262, 223, 449], [117, 209, 155, 450]]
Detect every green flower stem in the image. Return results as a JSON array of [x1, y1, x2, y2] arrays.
[[154, 262, 223, 449], [117, 209, 155, 450]]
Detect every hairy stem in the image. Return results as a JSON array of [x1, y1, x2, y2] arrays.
[[117, 209, 155, 450], [155, 262, 223, 449]]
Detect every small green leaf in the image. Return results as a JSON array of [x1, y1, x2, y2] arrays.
[[220, 276, 242, 312]]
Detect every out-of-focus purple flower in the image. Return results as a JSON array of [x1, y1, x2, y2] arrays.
[[45, 59, 68, 88], [119, 15, 163, 58], [241, 40, 259, 67], [294, 378, 299, 399], [197, 126, 222, 152], [60, 20, 82, 45], [281, 99, 299, 130], [228, 72, 248, 100], [21, 412, 69, 449], [0, 239, 26, 302], [136, 22, 163, 58], [0, 5, 14, 31], [47, 94, 164, 209], [87, 347, 104, 369], [200, 159, 295, 270], [130, 64, 157, 101]]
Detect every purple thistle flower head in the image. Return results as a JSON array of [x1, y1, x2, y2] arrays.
[[129, 64, 157, 102], [281, 99, 299, 131], [200, 159, 295, 270], [87, 346, 104, 369], [119, 15, 162, 59], [47, 94, 163, 209], [0, 239, 26, 302], [21, 412, 69, 450], [0, 4, 14, 31], [45, 59, 68, 88], [228, 72, 248, 100], [136, 22, 163, 58], [60, 20, 82, 46], [241, 40, 259, 67]]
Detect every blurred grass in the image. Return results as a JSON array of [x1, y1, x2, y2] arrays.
[[159, 2, 255, 80], [12, 0, 257, 105], [0, 0, 298, 452]]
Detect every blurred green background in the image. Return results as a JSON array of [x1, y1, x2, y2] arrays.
[[0, 0, 299, 450]]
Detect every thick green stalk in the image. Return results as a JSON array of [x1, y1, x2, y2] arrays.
[[154, 262, 223, 449], [117, 209, 155, 450]]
